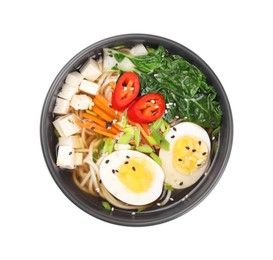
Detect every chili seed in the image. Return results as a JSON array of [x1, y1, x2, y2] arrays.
[[179, 182, 183, 186], [173, 127, 177, 131], [171, 135, 175, 139], [112, 169, 115, 173], [69, 152, 72, 155], [105, 159, 110, 164], [126, 155, 130, 159]]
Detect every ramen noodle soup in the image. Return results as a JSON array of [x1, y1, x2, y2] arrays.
[[52, 44, 222, 211]]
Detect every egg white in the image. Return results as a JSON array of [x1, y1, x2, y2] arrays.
[[100, 150, 164, 206], [159, 122, 211, 189]]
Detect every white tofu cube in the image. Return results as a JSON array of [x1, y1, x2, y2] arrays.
[[80, 58, 102, 81], [130, 44, 148, 56], [58, 135, 82, 148], [53, 114, 81, 137], [53, 97, 70, 115], [70, 94, 92, 110], [118, 58, 135, 71], [56, 146, 75, 169], [58, 83, 79, 101], [74, 153, 83, 166], [65, 71, 83, 88], [79, 80, 100, 96]]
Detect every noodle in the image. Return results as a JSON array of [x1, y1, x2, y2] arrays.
[[80, 172, 91, 187]]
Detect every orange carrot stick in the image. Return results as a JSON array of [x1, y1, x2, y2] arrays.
[[92, 106, 113, 122], [95, 94, 122, 117], [112, 123, 123, 132], [93, 97, 120, 120], [82, 112, 107, 128], [83, 122, 118, 139], [141, 124, 151, 135], [95, 94, 123, 119], [75, 118, 84, 128]]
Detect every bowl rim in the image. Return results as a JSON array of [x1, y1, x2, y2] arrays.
[[40, 33, 233, 226]]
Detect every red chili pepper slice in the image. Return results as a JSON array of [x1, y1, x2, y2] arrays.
[[127, 93, 166, 124], [111, 72, 140, 111]]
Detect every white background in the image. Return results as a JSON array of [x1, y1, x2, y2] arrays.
[[1, 0, 272, 259]]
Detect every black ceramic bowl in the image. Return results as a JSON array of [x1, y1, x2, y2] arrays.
[[40, 34, 233, 226]]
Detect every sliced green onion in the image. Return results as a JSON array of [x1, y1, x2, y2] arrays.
[[150, 152, 162, 166], [137, 145, 153, 153], [165, 184, 173, 191], [102, 201, 111, 210], [114, 143, 131, 151], [122, 113, 128, 129], [54, 128, 61, 138], [151, 129, 163, 144], [146, 136, 157, 146], [123, 126, 135, 135], [98, 140, 104, 153], [102, 138, 115, 154], [160, 139, 170, 151], [134, 128, 140, 147], [151, 129, 170, 150], [118, 133, 133, 144], [163, 124, 170, 136], [93, 151, 99, 163], [150, 118, 164, 131]]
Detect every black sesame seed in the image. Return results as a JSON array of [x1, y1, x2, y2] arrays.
[[99, 179, 102, 183], [106, 121, 113, 129], [192, 149, 196, 152], [126, 155, 130, 159], [171, 135, 175, 139], [112, 169, 115, 173], [173, 127, 177, 131], [178, 158, 182, 161], [69, 152, 72, 155], [105, 159, 110, 164], [115, 170, 119, 173], [202, 152, 207, 156], [198, 141, 201, 145], [197, 164, 202, 167], [185, 146, 190, 150], [109, 54, 113, 57], [179, 182, 183, 186], [124, 161, 129, 164], [132, 166, 136, 171], [91, 126, 95, 131]]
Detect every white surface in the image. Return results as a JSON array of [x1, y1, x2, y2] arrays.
[[1, 0, 272, 259]]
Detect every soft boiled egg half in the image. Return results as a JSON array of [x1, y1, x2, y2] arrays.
[[159, 122, 211, 189], [100, 150, 164, 206]]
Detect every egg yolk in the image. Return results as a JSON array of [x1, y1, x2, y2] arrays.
[[173, 135, 209, 174], [117, 157, 155, 193]]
